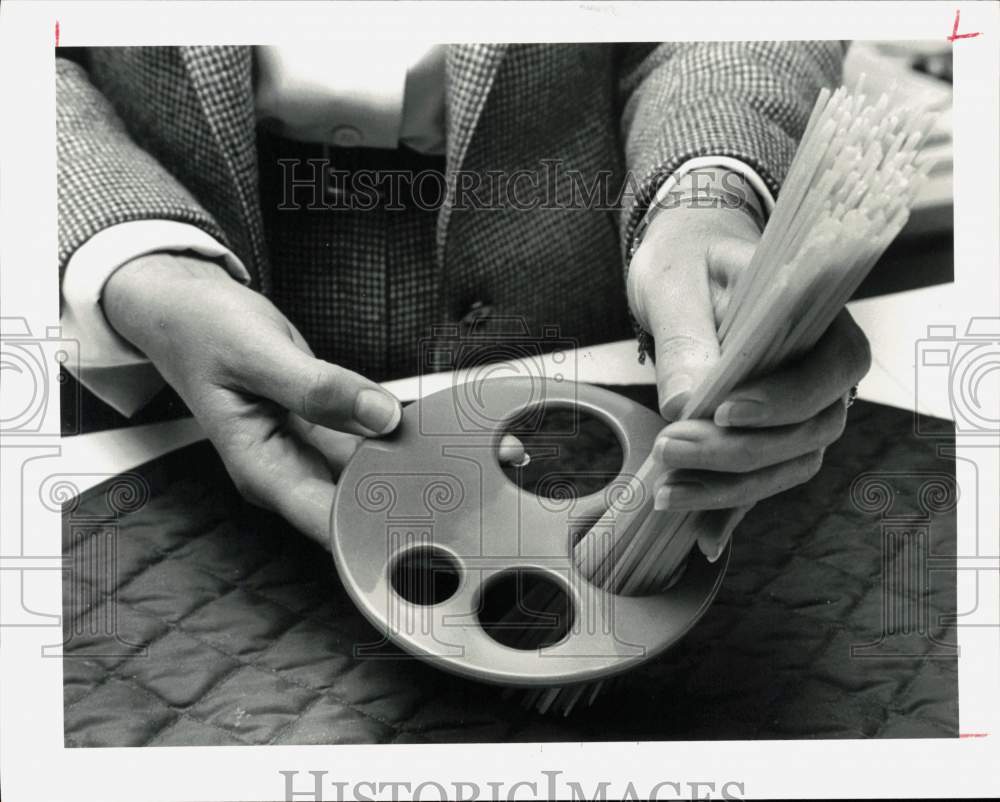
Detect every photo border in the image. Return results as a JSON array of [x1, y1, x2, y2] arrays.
[[1, 2, 997, 799]]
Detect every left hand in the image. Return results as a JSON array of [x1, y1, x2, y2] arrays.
[[627, 193, 872, 559]]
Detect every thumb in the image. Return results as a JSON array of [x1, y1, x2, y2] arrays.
[[644, 257, 720, 421], [237, 334, 402, 437]]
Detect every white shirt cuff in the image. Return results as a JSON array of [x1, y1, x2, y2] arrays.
[[61, 220, 250, 417], [653, 156, 777, 219]]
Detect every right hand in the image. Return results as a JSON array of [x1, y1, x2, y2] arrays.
[[102, 252, 403, 546]]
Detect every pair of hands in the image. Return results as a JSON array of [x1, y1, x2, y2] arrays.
[[103, 198, 870, 553]]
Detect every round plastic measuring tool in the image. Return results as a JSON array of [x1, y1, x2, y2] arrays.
[[330, 377, 728, 687]]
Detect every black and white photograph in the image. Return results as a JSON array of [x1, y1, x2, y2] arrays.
[[0, 2, 997, 800]]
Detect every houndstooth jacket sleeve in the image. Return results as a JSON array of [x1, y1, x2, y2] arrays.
[[618, 41, 846, 251], [56, 55, 230, 278], [616, 41, 847, 356]]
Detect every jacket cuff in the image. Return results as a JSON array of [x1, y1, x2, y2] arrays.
[[650, 156, 776, 217]]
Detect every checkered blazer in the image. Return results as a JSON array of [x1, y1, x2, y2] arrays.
[[56, 43, 844, 360]]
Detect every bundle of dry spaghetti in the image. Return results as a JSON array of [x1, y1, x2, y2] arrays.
[[518, 79, 938, 715]]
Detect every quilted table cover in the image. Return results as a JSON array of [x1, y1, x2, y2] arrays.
[[62, 391, 958, 746]]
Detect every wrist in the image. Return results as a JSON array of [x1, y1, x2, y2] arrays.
[[630, 168, 764, 264], [102, 252, 230, 358]]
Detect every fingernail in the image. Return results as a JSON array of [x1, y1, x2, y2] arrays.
[[659, 375, 694, 420], [715, 399, 765, 426], [698, 537, 719, 563], [708, 538, 727, 563], [658, 422, 704, 443], [655, 436, 699, 466], [355, 389, 401, 435], [654, 482, 702, 510]]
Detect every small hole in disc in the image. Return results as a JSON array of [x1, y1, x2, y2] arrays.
[[389, 546, 461, 605], [477, 569, 574, 650]]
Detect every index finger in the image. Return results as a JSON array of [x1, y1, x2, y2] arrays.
[[209, 414, 338, 548], [714, 309, 872, 428]]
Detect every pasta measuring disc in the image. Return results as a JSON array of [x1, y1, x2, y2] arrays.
[[330, 377, 728, 688]]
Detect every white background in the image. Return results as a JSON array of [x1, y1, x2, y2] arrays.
[[1, 2, 998, 800]]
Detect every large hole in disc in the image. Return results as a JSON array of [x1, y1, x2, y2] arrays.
[[477, 568, 574, 650], [389, 546, 461, 605], [500, 406, 624, 499]]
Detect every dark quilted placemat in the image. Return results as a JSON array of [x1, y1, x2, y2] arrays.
[[62, 392, 958, 746]]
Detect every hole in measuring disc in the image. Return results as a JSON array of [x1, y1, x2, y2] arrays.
[[477, 569, 574, 650], [389, 546, 461, 605], [499, 405, 624, 500]]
